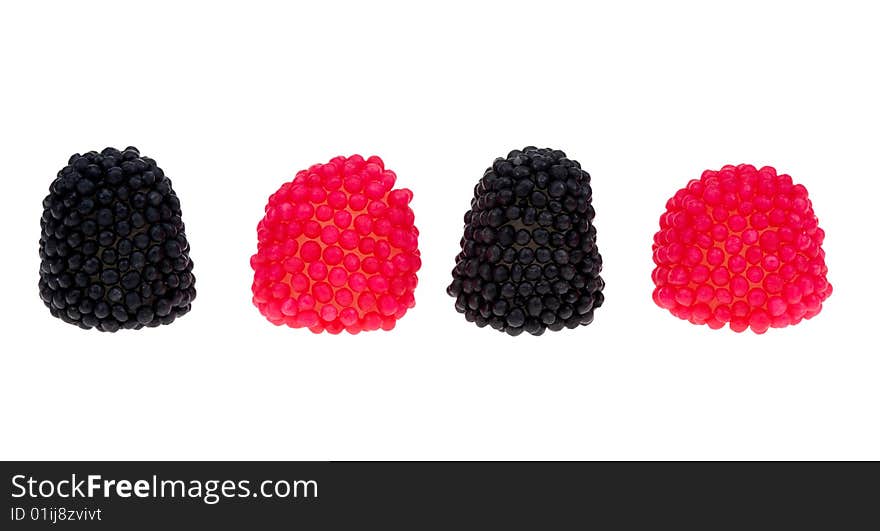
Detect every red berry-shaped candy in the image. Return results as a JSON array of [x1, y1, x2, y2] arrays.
[[251, 155, 420, 334], [651, 164, 831, 333]]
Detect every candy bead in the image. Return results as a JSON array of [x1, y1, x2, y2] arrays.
[[320, 225, 339, 244], [334, 210, 351, 228], [322, 246, 343, 265], [349, 272, 367, 292], [335, 288, 353, 306], [343, 254, 360, 272], [38, 147, 196, 331], [313, 283, 333, 303], [301, 241, 321, 262], [447, 147, 604, 336], [307, 262, 327, 281], [328, 267, 347, 287], [251, 155, 420, 333], [651, 164, 832, 333]]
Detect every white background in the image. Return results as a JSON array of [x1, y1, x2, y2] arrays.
[[1, 1, 877, 460]]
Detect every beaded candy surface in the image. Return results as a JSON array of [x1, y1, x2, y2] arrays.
[[251, 155, 420, 334], [651, 164, 832, 333], [448, 147, 604, 336], [39, 147, 196, 332]]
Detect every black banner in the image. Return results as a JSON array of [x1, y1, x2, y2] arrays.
[[1, 462, 876, 528]]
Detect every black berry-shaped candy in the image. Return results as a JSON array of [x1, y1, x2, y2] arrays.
[[447, 147, 604, 336], [39, 147, 196, 332]]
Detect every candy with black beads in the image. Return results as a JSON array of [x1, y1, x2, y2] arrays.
[[38, 147, 196, 331], [447, 147, 604, 336]]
